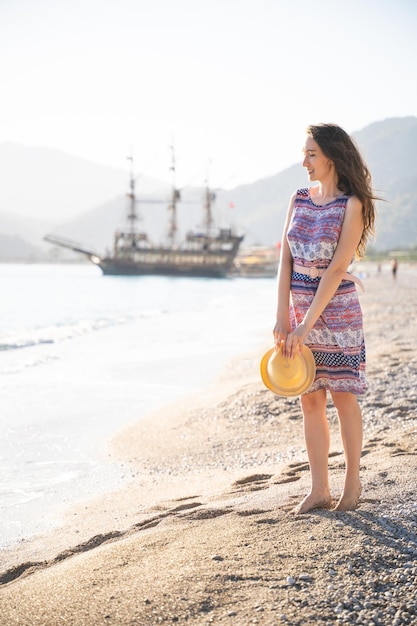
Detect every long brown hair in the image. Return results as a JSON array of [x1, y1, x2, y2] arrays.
[[306, 123, 377, 257]]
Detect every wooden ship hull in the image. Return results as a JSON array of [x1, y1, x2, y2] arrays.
[[97, 261, 234, 278], [95, 231, 243, 278]]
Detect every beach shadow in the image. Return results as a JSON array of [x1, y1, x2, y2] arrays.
[[327, 508, 417, 560]]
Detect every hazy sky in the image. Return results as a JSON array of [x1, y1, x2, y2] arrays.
[[1, 0, 416, 188]]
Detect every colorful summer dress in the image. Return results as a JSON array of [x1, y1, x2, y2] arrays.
[[286, 187, 366, 395]]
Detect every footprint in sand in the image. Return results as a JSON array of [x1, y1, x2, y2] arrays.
[[273, 463, 309, 485], [231, 474, 273, 492], [270, 451, 344, 489]]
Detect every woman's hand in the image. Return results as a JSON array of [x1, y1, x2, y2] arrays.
[[273, 318, 290, 350], [283, 323, 309, 358]]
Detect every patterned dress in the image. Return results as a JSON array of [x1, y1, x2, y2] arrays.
[[287, 187, 366, 395]]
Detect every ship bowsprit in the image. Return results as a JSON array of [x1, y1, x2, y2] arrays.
[[43, 234, 101, 263]]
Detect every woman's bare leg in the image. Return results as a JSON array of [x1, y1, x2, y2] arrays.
[[292, 388, 332, 513], [330, 391, 363, 511]]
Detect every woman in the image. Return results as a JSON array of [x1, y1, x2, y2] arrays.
[[274, 123, 376, 513]]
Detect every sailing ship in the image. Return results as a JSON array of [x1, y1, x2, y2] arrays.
[[45, 152, 244, 278]]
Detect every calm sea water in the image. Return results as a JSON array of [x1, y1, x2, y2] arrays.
[[0, 264, 274, 548]]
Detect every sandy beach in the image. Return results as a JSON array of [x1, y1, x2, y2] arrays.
[[1, 264, 416, 626]]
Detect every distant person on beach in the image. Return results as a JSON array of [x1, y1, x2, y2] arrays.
[[391, 257, 398, 279], [273, 123, 377, 513]]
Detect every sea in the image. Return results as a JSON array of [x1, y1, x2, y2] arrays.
[[0, 264, 274, 549]]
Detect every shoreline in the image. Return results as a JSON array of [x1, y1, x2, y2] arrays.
[[1, 269, 416, 624]]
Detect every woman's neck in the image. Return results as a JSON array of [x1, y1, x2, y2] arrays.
[[312, 179, 341, 203]]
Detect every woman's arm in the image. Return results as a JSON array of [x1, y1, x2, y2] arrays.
[[273, 192, 296, 344], [284, 195, 364, 357]]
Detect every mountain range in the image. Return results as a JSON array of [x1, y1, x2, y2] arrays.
[[1, 116, 416, 261]]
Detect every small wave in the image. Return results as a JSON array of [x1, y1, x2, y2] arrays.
[[0, 338, 54, 352], [0, 316, 130, 354]]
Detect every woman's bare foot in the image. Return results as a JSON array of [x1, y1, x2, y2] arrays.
[[333, 483, 362, 511], [291, 491, 332, 515]]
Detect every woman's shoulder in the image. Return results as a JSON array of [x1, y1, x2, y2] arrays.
[[346, 195, 362, 212], [291, 187, 309, 203]]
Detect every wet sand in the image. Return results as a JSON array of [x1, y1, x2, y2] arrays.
[[1, 265, 416, 625]]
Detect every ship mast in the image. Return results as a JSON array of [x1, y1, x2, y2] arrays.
[[167, 145, 180, 247], [204, 164, 215, 237], [126, 154, 138, 235]]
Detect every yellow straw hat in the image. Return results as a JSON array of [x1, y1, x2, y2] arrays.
[[260, 345, 316, 397]]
